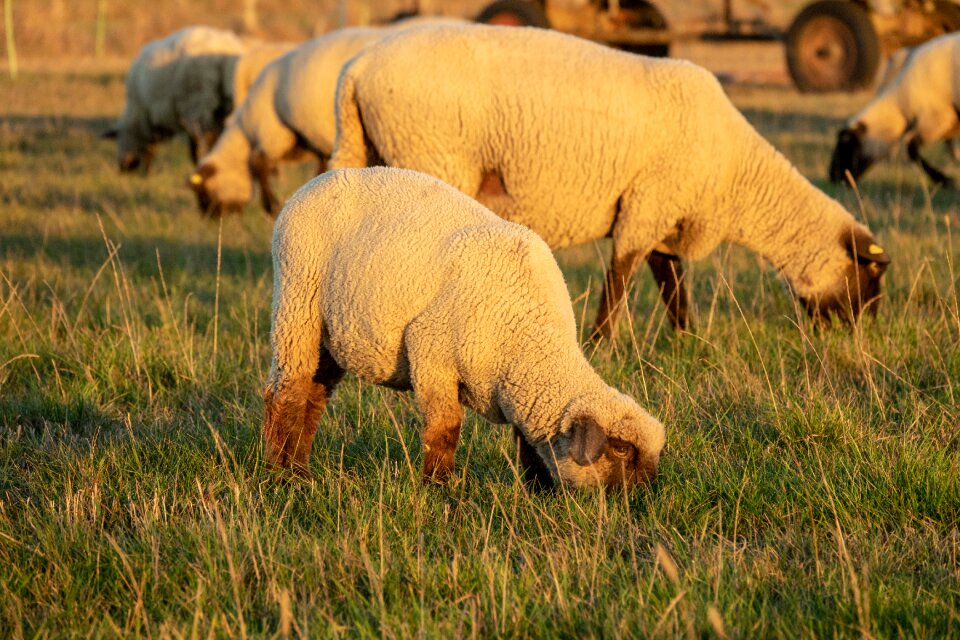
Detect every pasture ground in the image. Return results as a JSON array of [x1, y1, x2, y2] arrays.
[[0, 64, 959, 638]]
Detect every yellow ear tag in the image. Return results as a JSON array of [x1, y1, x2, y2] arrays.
[[868, 244, 884, 255], [190, 173, 203, 185]]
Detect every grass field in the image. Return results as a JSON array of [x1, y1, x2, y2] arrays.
[[1, 68, 958, 638]]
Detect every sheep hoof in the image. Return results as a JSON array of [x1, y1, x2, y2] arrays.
[[268, 462, 314, 485], [421, 461, 455, 484]]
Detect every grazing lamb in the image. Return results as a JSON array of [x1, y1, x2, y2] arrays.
[[189, 19, 465, 216], [830, 31, 960, 187], [329, 24, 892, 335], [188, 28, 385, 216], [102, 26, 247, 173], [264, 167, 666, 488]]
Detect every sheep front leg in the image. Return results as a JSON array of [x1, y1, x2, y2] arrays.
[[188, 134, 201, 165], [251, 150, 282, 216], [646, 251, 691, 331], [263, 348, 344, 475], [513, 426, 554, 489], [592, 248, 643, 340]]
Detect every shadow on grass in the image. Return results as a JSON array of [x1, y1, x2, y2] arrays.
[[0, 113, 117, 144], [0, 231, 271, 282]]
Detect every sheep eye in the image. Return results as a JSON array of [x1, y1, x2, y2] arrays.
[[611, 443, 633, 459]]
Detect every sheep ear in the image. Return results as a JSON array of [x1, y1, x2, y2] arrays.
[[188, 163, 217, 186], [100, 125, 119, 140], [838, 121, 866, 141], [845, 227, 891, 267], [569, 416, 608, 466]]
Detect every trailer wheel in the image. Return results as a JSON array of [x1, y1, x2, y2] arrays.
[[786, 0, 880, 92], [617, 1, 671, 58], [931, 0, 960, 33], [476, 0, 550, 28]]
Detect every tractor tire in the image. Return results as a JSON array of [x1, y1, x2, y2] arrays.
[[617, 1, 670, 58], [931, 0, 960, 34], [476, 0, 550, 28], [786, 0, 880, 92]]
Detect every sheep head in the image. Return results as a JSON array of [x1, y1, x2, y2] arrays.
[[829, 122, 874, 185], [534, 395, 665, 490], [107, 122, 158, 175], [187, 162, 250, 217], [800, 225, 891, 324]]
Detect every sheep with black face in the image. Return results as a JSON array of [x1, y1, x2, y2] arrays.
[[264, 167, 665, 489], [103, 27, 248, 174], [830, 31, 960, 188], [330, 24, 892, 332]]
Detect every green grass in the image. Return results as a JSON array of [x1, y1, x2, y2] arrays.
[[1, 71, 959, 638]]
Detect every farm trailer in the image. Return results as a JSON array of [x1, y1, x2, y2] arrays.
[[473, 0, 960, 91]]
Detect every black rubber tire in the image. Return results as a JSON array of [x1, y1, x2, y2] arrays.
[[476, 0, 550, 28], [615, 0, 671, 58], [785, 1, 880, 92], [931, 0, 960, 33]]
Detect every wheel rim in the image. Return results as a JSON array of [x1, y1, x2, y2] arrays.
[[796, 15, 858, 89], [485, 11, 525, 26]]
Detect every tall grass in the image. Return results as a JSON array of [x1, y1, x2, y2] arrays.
[[0, 72, 958, 638]]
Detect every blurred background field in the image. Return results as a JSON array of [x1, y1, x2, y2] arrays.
[[1, 3, 959, 638], [2, 0, 811, 60]]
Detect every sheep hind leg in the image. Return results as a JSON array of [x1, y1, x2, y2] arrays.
[[908, 138, 954, 187], [646, 251, 691, 331], [592, 249, 643, 341], [263, 348, 344, 476]]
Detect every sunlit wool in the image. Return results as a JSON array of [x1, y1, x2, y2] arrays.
[[105, 26, 248, 173], [190, 18, 466, 216], [330, 24, 890, 329], [263, 167, 665, 488], [830, 31, 960, 186]]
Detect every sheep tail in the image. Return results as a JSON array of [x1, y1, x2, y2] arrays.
[[329, 67, 372, 170]]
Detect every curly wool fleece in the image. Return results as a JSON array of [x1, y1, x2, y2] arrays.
[[331, 23, 890, 330], [264, 167, 665, 488]]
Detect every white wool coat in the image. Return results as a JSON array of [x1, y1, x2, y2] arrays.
[[331, 24, 887, 310], [112, 26, 247, 166], [195, 19, 468, 211], [268, 167, 665, 481], [195, 28, 386, 206], [842, 31, 960, 169], [230, 42, 297, 110]]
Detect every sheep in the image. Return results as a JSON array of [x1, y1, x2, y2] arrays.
[[329, 24, 892, 337], [188, 27, 386, 216], [102, 26, 248, 174], [263, 167, 666, 488], [231, 42, 298, 111], [189, 18, 468, 216], [830, 31, 960, 187]]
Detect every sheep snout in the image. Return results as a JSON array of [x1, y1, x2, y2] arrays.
[[802, 261, 889, 324], [829, 125, 873, 184]]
